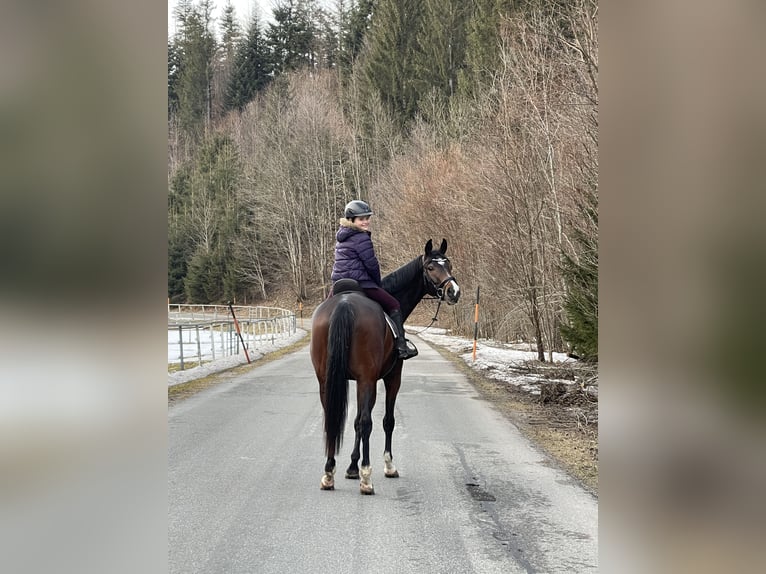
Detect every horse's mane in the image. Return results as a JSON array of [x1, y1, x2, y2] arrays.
[[382, 256, 422, 298]]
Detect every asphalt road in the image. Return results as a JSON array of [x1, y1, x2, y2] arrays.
[[168, 338, 598, 574]]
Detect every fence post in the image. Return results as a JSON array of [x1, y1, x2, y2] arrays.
[[178, 325, 184, 371], [195, 325, 202, 367]]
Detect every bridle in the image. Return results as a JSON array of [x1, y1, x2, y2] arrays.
[[415, 255, 458, 334], [423, 255, 457, 301]]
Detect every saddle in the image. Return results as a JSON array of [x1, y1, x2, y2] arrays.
[[332, 278, 363, 295], [331, 279, 397, 339]]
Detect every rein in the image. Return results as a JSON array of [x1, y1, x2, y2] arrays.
[[412, 297, 443, 335], [414, 258, 453, 334]]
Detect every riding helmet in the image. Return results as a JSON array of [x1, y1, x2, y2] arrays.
[[344, 200, 373, 219]]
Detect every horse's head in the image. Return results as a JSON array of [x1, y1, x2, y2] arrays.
[[423, 239, 461, 305]]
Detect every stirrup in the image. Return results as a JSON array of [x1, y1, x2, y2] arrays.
[[398, 339, 418, 360]]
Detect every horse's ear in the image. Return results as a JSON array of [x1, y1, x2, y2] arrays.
[[424, 239, 433, 255], [439, 239, 447, 253]]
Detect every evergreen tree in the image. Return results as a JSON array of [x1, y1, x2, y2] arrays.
[[414, 0, 469, 106], [560, 191, 598, 361], [266, 0, 316, 74], [226, 12, 272, 111], [461, 0, 518, 96], [214, 1, 242, 117], [184, 247, 226, 302], [314, 5, 339, 70], [169, 132, 245, 303], [174, 0, 217, 138], [338, 0, 374, 76], [168, 39, 182, 119], [362, 0, 423, 127], [168, 164, 195, 302], [220, 1, 241, 59]]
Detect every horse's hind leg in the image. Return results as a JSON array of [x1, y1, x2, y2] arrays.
[[318, 374, 337, 490], [321, 455, 336, 490], [383, 366, 403, 478], [345, 414, 361, 479], [357, 380, 377, 495]]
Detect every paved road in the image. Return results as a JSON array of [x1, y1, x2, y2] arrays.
[[169, 338, 597, 573]]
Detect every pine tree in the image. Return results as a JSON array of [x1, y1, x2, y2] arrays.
[[338, 0, 374, 76], [460, 0, 518, 96], [168, 39, 182, 119], [173, 0, 217, 138], [266, 0, 316, 74], [213, 1, 242, 117], [313, 5, 339, 70], [169, 132, 245, 303], [362, 0, 423, 127], [184, 248, 225, 302], [414, 0, 469, 105], [220, 1, 241, 59], [560, 191, 598, 361], [168, 165, 195, 302], [225, 12, 272, 111]]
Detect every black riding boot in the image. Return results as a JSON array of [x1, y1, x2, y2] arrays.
[[391, 310, 417, 360]]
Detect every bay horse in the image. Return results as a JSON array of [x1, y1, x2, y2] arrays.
[[310, 239, 460, 494]]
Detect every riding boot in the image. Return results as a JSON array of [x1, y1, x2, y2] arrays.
[[390, 310, 418, 360]]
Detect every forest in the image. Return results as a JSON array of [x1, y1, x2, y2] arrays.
[[168, 0, 598, 362]]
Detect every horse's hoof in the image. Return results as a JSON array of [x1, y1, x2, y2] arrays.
[[320, 475, 335, 490], [383, 453, 398, 478], [345, 470, 359, 479], [359, 465, 374, 494]]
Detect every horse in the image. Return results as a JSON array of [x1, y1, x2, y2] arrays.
[[310, 239, 461, 494]]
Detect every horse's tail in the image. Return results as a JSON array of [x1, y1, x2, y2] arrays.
[[325, 299, 353, 456]]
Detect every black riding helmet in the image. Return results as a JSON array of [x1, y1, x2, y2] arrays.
[[344, 200, 373, 219]]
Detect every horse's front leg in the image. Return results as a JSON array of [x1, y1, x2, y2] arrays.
[[382, 366, 403, 478], [345, 413, 362, 480]]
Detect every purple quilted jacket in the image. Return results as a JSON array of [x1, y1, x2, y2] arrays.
[[331, 219, 382, 288]]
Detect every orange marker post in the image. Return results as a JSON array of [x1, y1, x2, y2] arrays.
[[472, 286, 480, 361]]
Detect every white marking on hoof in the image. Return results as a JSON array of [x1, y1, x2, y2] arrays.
[[359, 465, 375, 495], [320, 468, 336, 490], [384, 452, 399, 478]]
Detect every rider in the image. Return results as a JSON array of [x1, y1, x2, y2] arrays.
[[331, 200, 417, 360]]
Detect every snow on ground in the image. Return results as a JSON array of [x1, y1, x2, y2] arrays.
[[168, 323, 588, 399], [168, 329, 308, 387], [411, 327, 581, 396]]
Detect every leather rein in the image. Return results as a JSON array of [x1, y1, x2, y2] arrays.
[[417, 255, 456, 332]]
